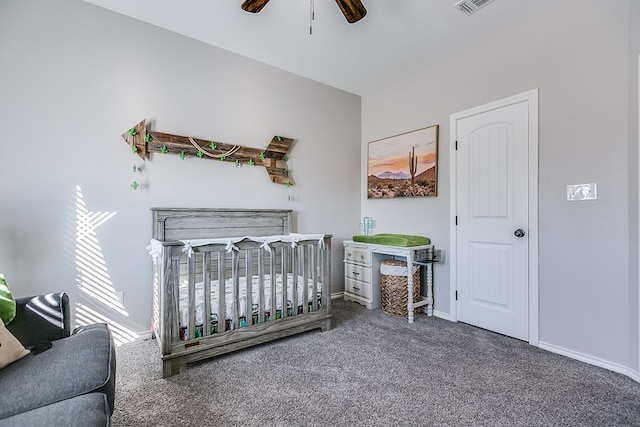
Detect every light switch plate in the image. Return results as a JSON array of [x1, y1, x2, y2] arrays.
[[567, 183, 597, 201]]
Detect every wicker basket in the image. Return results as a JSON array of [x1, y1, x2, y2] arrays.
[[380, 260, 421, 316]]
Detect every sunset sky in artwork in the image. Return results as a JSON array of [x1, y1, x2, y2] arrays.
[[368, 125, 438, 177]]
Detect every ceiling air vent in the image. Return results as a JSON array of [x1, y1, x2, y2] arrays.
[[454, 0, 495, 15]]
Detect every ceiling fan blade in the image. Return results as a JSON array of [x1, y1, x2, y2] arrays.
[[335, 0, 367, 23], [241, 0, 271, 13]]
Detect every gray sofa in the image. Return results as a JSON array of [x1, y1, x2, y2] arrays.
[[0, 293, 116, 426]]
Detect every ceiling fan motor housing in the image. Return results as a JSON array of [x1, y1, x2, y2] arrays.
[[241, 0, 367, 23]]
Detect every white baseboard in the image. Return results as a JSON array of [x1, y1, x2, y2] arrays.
[[629, 369, 640, 383], [113, 330, 152, 346], [539, 341, 640, 382], [331, 292, 344, 300], [136, 331, 153, 341], [433, 310, 453, 321]]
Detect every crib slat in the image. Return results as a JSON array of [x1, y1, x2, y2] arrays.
[[302, 244, 309, 314], [245, 249, 252, 326], [203, 252, 211, 337], [282, 247, 289, 319], [309, 246, 320, 311], [218, 250, 226, 332], [172, 257, 181, 337], [291, 245, 298, 317], [232, 249, 240, 330], [312, 241, 325, 311], [320, 242, 325, 311], [270, 246, 277, 321], [258, 248, 264, 325], [187, 253, 196, 341], [307, 244, 314, 312]]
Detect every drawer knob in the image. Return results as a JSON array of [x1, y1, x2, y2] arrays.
[[352, 271, 359, 276], [353, 286, 360, 291]]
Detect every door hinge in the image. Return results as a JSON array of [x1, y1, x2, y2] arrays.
[[455, 291, 458, 301]]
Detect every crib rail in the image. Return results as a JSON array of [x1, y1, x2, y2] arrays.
[[151, 235, 332, 377]]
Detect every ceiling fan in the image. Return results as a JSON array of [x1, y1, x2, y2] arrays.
[[241, 0, 367, 24]]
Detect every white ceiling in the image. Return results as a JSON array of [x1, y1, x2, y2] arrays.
[[81, 0, 561, 95]]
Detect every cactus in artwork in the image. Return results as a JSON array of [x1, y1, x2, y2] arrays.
[[409, 146, 418, 184]]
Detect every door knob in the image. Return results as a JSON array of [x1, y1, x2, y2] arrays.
[[514, 229, 526, 238]]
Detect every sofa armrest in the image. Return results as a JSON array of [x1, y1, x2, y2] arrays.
[[6, 292, 71, 347]]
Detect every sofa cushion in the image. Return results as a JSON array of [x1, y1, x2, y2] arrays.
[[0, 321, 29, 370], [0, 323, 115, 420], [0, 393, 110, 427]]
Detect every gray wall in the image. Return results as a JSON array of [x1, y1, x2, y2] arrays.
[[0, 0, 361, 336], [362, 0, 639, 372], [629, 0, 640, 373]]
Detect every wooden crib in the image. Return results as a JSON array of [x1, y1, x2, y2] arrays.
[[149, 208, 332, 377]]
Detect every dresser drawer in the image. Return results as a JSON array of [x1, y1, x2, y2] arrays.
[[344, 263, 372, 283], [345, 278, 372, 299], [344, 246, 371, 265]]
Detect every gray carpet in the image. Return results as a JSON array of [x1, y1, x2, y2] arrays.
[[112, 299, 640, 426]]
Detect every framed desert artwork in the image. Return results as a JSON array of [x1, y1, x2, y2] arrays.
[[367, 124, 439, 199]]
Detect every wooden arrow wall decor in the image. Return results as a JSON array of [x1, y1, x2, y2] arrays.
[[121, 120, 294, 185]]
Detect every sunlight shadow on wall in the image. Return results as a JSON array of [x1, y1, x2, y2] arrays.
[[74, 185, 138, 346]]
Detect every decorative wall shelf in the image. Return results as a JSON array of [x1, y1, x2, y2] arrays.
[[121, 119, 295, 185]]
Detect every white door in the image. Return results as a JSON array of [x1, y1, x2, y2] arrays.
[[454, 100, 530, 341]]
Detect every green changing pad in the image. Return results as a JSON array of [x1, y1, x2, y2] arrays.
[[352, 234, 430, 247]]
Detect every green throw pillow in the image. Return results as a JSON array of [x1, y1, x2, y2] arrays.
[[0, 274, 16, 325]]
